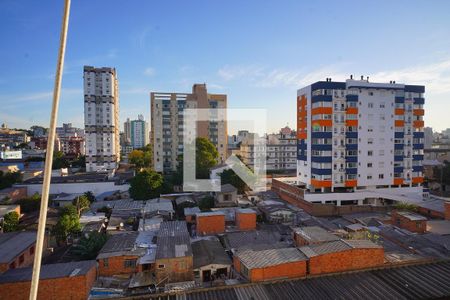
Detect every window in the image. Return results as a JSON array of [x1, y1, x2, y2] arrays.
[[368, 151, 373, 156], [380, 102, 385, 108], [367, 163, 373, 168], [368, 102, 374, 108], [379, 174, 384, 179], [369, 92, 374, 96], [367, 175, 373, 179], [368, 138, 373, 144], [19, 254, 24, 264], [379, 150, 385, 156], [103, 258, 109, 267], [124, 259, 137, 268], [158, 264, 165, 269]]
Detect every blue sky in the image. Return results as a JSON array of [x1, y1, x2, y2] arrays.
[[1, 0, 450, 134]]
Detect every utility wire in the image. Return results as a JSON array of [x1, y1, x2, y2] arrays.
[[29, 1, 71, 299]]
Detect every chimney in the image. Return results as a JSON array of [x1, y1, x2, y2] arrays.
[[360, 75, 364, 80], [350, 75, 353, 80], [367, 76, 369, 82]]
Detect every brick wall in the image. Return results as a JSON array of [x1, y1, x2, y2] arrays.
[[236, 212, 256, 231], [391, 211, 427, 234], [97, 255, 140, 277], [155, 256, 193, 283], [307, 248, 384, 276], [0, 243, 35, 274], [417, 206, 445, 219], [293, 233, 309, 247], [249, 261, 307, 282], [445, 202, 450, 220], [0, 265, 97, 300], [196, 215, 225, 235]]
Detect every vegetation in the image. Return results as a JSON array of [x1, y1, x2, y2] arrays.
[[72, 195, 91, 217], [0, 170, 22, 189], [97, 206, 112, 218], [17, 193, 41, 213], [394, 202, 418, 212], [220, 169, 249, 194], [198, 195, 215, 211], [128, 144, 152, 169], [2, 211, 19, 232], [52, 151, 69, 169], [70, 232, 108, 260], [71, 155, 86, 168], [84, 191, 96, 203], [129, 169, 163, 200], [52, 205, 81, 244]]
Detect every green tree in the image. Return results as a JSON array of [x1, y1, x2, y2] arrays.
[[220, 169, 249, 194], [394, 202, 418, 212], [129, 169, 163, 200], [53, 205, 81, 243], [84, 191, 96, 203], [17, 193, 41, 213], [72, 195, 91, 217], [0, 170, 22, 189], [52, 151, 69, 169], [128, 144, 153, 169], [2, 211, 19, 232], [71, 155, 86, 168], [198, 195, 215, 211], [195, 137, 219, 179], [70, 232, 108, 260]]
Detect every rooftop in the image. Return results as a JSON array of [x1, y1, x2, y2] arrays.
[[0, 205, 19, 218], [0, 231, 36, 263], [156, 221, 192, 259], [396, 211, 428, 221], [223, 230, 288, 251], [192, 239, 231, 269], [196, 211, 225, 217], [293, 226, 340, 243], [426, 220, 450, 235], [0, 260, 96, 284], [298, 239, 382, 258], [184, 207, 201, 216], [220, 184, 237, 193], [144, 198, 174, 214], [97, 232, 143, 259], [237, 247, 307, 269], [53, 192, 84, 202], [237, 208, 256, 214], [144, 261, 450, 300]]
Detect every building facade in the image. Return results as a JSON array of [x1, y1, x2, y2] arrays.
[[151, 84, 227, 173], [296, 78, 425, 205], [84, 66, 120, 172], [130, 115, 149, 149]]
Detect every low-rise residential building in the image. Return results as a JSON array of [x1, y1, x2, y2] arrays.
[[52, 192, 84, 207], [235, 208, 257, 231], [192, 239, 231, 283], [0, 260, 96, 300], [391, 210, 427, 234], [298, 239, 384, 275], [143, 198, 174, 219], [196, 211, 225, 235], [96, 232, 145, 277], [234, 247, 308, 282], [0, 231, 36, 273], [155, 221, 193, 284], [0, 205, 21, 221], [292, 226, 340, 247], [215, 184, 238, 207], [258, 205, 295, 224]]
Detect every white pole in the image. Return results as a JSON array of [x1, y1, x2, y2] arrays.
[[29, 1, 71, 299]]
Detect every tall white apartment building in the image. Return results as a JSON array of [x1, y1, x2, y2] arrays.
[[84, 66, 120, 172], [130, 114, 149, 149], [151, 84, 227, 173], [296, 77, 425, 205]]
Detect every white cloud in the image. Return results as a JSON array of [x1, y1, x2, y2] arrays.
[[143, 67, 156, 77], [216, 58, 450, 93]]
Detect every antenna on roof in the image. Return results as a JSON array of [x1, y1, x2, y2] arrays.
[[350, 75, 353, 80]]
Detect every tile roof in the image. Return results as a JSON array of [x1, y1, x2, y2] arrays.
[[0, 231, 36, 263], [144, 261, 450, 300], [0, 261, 96, 284], [293, 226, 340, 243], [237, 248, 307, 269], [192, 239, 231, 269]]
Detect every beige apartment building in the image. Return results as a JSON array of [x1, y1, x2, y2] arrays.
[[151, 84, 227, 173]]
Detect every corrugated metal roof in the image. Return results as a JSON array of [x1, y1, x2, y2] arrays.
[[343, 239, 383, 249], [156, 221, 192, 259], [192, 239, 231, 269], [237, 248, 307, 269], [0, 231, 36, 263], [0, 260, 96, 284], [292, 226, 340, 243], [298, 240, 351, 257], [140, 261, 450, 300]]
